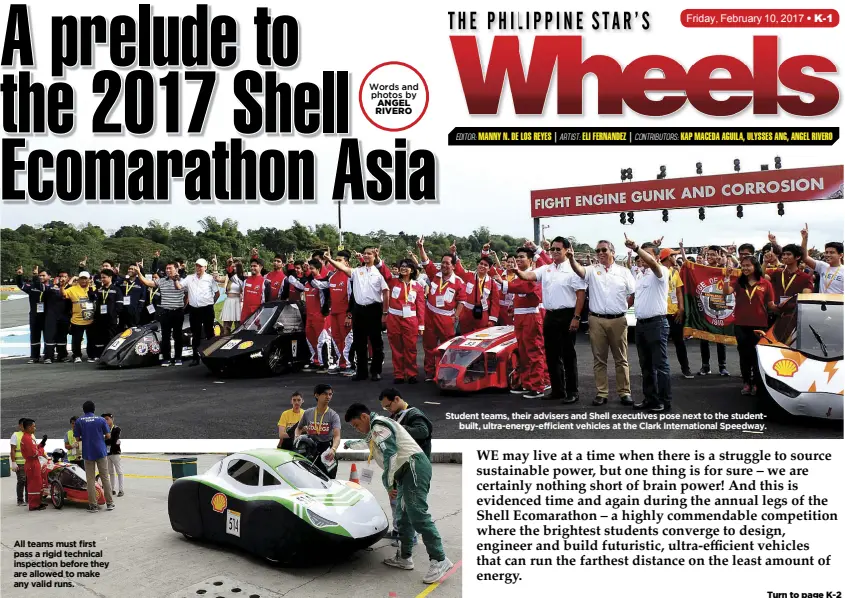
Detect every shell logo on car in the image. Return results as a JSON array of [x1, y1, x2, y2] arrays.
[[772, 358, 799, 378], [211, 492, 228, 513]]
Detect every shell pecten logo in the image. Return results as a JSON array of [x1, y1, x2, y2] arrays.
[[211, 492, 228, 513], [772, 358, 799, 378]]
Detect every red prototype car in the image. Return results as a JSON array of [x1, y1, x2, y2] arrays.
[[435, 326, 521, 392], [41, 452, 107, 508]]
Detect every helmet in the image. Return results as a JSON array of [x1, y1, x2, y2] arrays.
[[51, 448, 67, 463], [292, 435, 319, 460]]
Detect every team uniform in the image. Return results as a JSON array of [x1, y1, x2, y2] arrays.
[[288, 276, 329, 366], [421, 261, 467, 379], [19, 433, 43, 510], [119, 277, 145, 329], [311, 271, 353, 370], [17, 274, 48, 361], [92, 284, 124, 359], [43, 282, 72, 362], [240, 274, 272, 323], [454, 261, 501, 334], [501, 276, 547, 393], [379, 264, 427, 380]]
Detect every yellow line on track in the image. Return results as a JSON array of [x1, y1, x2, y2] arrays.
[[414, 560, 462, 598]]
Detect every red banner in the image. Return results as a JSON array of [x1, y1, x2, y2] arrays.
[[530, 165, 844, 218]]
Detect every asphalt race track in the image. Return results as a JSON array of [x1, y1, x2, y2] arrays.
[[2, 330, 840, 441]]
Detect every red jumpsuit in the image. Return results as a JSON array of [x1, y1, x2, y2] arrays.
[[264, 270, 288, 302], [20, 433, 43, 510], [533, 252, 551, 385], [241, 274, 269, 322], [502, 277, 547, 393], [380, 265, 427, 380], [312, 271, 352, 368], [455, 261, 501, 334], [495, 272, 516, 326], [422, 262, 467, 378], [289, 277, 326, 365]]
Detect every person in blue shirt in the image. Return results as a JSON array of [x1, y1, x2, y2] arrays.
[[73, 401, 115, 513]]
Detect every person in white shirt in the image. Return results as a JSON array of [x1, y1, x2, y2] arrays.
[[325, 247, 389, 381], [182, 258, 220, 365], [624, 237, 671, 413], [568, 240, 636, 406], [515, 237, 586, 402], [800, 224, 843, 294]]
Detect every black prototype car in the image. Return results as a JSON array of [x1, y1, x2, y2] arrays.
[[99, 315, 222, 368], [200, 301, 310, 376]]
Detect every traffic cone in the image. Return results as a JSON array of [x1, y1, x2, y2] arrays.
[[349, 463, 360, 484]]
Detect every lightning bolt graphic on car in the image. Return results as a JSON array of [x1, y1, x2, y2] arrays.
[[823, 361, 840, 383]]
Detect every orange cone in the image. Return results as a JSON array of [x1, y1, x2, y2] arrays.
[[349, 463, 360, 484]]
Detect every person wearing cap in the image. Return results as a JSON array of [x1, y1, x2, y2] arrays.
[[63, 272, 97, 363], [660, 248, 693, 379], [182, 258, 220, 366], [624, 237, 672, 413]]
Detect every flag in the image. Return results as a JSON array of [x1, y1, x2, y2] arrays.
[[680, 262, 739, 345]]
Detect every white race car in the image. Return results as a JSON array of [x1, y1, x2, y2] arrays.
[[757, 294, 843, 419], [168, 449, 388, 564]]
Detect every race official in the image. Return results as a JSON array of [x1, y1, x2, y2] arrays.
[[325, 249, 389, 381], [74, 401, 115, 513], [569, 240, 636, 406], [183, 258, 220, 366], [625, 239, 672, 412], [516, 237, 586, 402]]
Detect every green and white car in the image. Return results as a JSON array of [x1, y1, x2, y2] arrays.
[[168, 449, 388, 564]]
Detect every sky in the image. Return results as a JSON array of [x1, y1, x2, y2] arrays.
[[1, 0, 843, 251]]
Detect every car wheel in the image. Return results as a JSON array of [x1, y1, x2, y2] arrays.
[[267, 346, 284, 375], [50, 481, 64, 509]]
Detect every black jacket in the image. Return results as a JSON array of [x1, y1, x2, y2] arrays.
[[105, 426, 121, 455], [393, 407, 433, 458], [16, 274, 47, 315], [95, 284, 124, 325]]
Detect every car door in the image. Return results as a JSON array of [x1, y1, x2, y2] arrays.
[[200, 455, 262, 544]]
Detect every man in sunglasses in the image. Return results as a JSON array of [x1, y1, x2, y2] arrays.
[[515, 236, 586, 402], [568, 240, 636, 406]]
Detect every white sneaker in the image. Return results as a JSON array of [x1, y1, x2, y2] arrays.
[[423, 558, 454, 584], [74, 357, 82, 363], [383, 550, 414, 570]]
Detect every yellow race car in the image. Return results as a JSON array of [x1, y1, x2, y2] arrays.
[[757, 294, 843, 419]]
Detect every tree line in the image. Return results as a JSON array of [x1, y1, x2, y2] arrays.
[[2, 217, 594, 279]]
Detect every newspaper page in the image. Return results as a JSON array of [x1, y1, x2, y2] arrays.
[[0, 1, 842, 597]]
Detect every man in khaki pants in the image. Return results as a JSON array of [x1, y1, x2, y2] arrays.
[[73, 401, 115, 513], [568, 241, 636, 406]]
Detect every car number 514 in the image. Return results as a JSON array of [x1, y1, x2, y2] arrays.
[[226, 510, 241, 537]]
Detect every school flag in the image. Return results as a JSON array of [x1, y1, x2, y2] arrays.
[[680, 262, 739, 346]]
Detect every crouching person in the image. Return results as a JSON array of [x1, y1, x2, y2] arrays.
[[344, 403, 453, 585]]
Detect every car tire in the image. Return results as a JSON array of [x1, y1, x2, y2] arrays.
[[266, 345, 285, 376], [182, 532, 197, 541], [50, 481, 64, 509]]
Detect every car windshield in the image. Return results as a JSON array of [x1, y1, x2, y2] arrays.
[[276, 460, 331, 490], [797, 301, 843, 359], [440, 349, 483, 367], [239, 306, 277, 333]]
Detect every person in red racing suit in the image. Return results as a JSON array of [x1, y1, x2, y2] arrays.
[[493, 247, 548, 398], [309, 251, 354, 372], [494, 254, 518, 327], [240, 258, 272, 322], [288, 259, 330, 369], [417, 237, 467, 381], [378, 258, 427, 384], [455, 254, 500, 335], [20, 419, 46, 510]]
